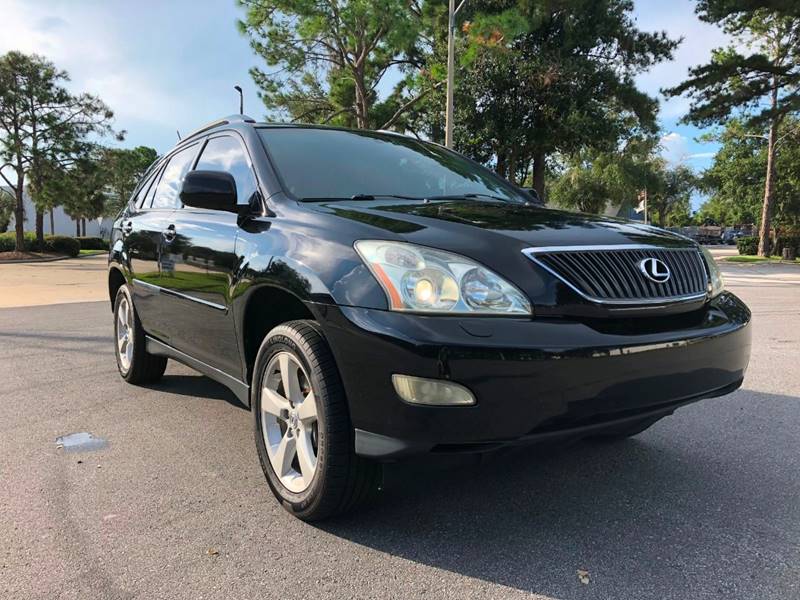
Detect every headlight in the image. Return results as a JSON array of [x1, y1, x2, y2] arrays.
[[700, 246, 724, 298], [355, 240, 532, 315]]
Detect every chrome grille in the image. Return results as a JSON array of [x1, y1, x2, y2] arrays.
[[523, 245, 709, 305]]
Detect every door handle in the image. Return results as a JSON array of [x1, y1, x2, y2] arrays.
[[163, 224, 176, 243], [121, 220, 133, 235]]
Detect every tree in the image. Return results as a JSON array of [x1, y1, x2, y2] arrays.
[[57, 148, 110, 236], [449, 0, 678, 197], [697, 117, 800, 231], [237, 0, 438, 129], [549, 137, 663, 215], [103, 146, 158, 214], [665, 2, 800, 255], [0, 187, 13, 232], [0, 51, 117, 251], [647, 164, 697, 227], [550, 136, 696, 226]]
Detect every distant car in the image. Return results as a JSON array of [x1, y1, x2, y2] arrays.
[[721, 230, 742, 245], [108, 115, 752, 520]]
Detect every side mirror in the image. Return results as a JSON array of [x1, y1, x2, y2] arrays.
[[521, 187, 543, 205], [180, 170, 238, 212]]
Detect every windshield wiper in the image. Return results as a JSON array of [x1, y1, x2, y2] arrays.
[[424, 193, 516, 203], [300, 193, 421, 202], [350, 193, 421, 201]]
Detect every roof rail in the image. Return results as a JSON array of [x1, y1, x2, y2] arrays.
[[181, 114, 257, 142], [222, 114, 257, 123]]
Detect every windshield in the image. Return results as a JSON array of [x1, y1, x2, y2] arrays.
[[257, 127, 528, 203]]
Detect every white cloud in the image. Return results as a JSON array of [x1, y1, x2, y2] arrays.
[[83, 72, 182, 126], [660, 132, 691, 164], [659, 132, 718, 166], [632, 0, 737, 123], [688, 151, 716, 160], [0, 0, 191, 143]]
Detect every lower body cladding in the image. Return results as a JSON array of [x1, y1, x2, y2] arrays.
[[316, 292, 751, 459]]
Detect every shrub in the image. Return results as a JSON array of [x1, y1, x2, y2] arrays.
[[0, 231, 36, 252], [736, 236, 758, 255], [44, 235, 80, 257], [0, 232, 15, 252], [0, 232, 79, 256], [77, 236, 108, 250]]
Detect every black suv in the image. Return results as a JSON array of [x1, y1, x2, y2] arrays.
[[109, 115, 751, 520]]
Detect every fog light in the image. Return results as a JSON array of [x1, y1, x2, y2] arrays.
[[391, 374, 476, 406]]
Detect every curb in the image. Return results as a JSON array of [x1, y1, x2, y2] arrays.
[[0, 251, 108, 265], [720, 258, 800, 266]]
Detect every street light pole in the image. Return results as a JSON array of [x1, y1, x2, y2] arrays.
[[234, 85, 244, 114], [445, 0, 466, 149], [445, 0, 456, 148]]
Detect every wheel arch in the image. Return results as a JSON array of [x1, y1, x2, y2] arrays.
[[108, 266, 127, 312], [238, 283, 318, 388]]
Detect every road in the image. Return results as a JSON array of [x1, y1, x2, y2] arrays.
[[0, 254, 108, 308], [1, 262, 798, 600]]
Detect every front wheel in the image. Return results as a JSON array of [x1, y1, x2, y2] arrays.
[[113, 285, 167, 384], [252, 320, 381, 521]]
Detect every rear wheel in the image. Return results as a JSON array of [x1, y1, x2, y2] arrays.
[[252, 320, 381, 521], [113, 285, 167, 384]]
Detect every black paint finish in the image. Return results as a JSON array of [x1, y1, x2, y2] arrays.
[[108, 119, 751, 458]]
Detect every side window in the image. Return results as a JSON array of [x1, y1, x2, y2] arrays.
[[133, 168, 159, 209], [195, 135, 257, 203], [151, 145, 197, 209]]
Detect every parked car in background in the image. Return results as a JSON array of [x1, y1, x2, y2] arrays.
[[108, 115, 752, 520], [721, 229, 743, 245]]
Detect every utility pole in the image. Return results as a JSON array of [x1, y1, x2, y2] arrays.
[[635, 189, 648, 224], [445, 0, 466, 149], [643, 189, 648, 225]]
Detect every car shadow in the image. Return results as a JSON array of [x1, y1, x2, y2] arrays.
[[144, 374, 246, 410], [319, 390, 799, 600]]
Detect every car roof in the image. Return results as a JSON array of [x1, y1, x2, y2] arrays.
[[181, 114, 411, 144]]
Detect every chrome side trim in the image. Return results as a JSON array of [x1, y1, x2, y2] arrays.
[[145, 336, 250, 405], [132, 278, 227, 311], [133, 279, 161, 293], [521, 246, 709, 306]]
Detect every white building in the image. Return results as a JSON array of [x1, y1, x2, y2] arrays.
[[3, 186, 114, 238]]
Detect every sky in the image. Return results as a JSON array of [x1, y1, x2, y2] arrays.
[[1, 0, 734, 206]]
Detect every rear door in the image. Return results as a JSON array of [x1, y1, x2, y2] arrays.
[[158, 133, 259, 375], [127, 143, 199, 343]]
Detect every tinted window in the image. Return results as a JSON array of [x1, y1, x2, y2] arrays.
[[258, 128, 527, 203], [133, 168, 159, 209], [151, 145, 197, 209], [195, 135, 257, 203]]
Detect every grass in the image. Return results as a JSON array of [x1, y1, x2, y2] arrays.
[[79, 249, 107, 256], [725, 254, 799, 264]]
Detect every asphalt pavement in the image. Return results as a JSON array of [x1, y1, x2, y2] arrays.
[[1, 262, 798, 600]]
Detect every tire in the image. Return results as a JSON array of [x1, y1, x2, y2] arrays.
[[588, 415, 664, 442], [113, 284, 167, 384], [252, 320, 381, 521]]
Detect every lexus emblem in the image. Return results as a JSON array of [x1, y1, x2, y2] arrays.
[[638, 257, 670, 283]]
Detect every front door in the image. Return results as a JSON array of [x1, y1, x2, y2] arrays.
[[158, 133, 259, 377], [159, 209, 241, 375], [129, 142, 199, 344]]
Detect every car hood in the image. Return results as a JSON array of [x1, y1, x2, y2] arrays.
[[311, 199, 694, 250], [304, 198, 703, 317]]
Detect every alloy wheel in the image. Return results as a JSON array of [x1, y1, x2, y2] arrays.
[[261, 352, 319, 493], [116, 295, 134, 371]]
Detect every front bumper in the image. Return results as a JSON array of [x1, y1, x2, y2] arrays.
[[317, 292, 751, 459]]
